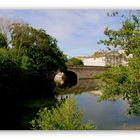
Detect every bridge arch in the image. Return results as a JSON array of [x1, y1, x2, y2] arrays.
[[64, 70, 77, 87], [67, 65, 108, 79], [54, 70, 77, 88], [54, 65, 107, 87]]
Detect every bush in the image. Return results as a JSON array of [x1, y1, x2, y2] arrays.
[[99, 63, 140, 115], [0, 23, 67, 97], [66, 57, 83, 65], [98, 12, 140, 115], [0, 48, 20, 95], [31, 98, 95, 130]]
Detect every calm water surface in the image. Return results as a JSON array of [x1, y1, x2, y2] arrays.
[[57, 79, 140, 130], [21, 79, 140, 130]]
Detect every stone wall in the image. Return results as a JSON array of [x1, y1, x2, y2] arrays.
[[67, 65, 108, 79]]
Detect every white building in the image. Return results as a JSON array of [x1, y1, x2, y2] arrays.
[[82, 57, 106, 66], [77, 51, 128, 66]]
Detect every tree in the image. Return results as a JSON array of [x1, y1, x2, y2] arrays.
[[98, 13, 140, 56], [0, 21, 67, 97], [98, 11, 140, 115], [0, 20, 69, 129], [10, 23, 67, 77], [0, 33, 8, 48], [10, 23, 33, 49], [66, 57, 83, 65]]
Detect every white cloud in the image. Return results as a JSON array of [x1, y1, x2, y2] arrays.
[[42, 10, 107, 40], [0, 10, 127, 56]]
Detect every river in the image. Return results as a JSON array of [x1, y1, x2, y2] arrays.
[[21, 79, 140, 130]]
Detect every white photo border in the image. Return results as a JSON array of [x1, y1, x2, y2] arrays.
[[0, 0, 140, 139]]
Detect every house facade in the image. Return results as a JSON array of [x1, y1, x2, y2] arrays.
[[77, 51, 128, 66]]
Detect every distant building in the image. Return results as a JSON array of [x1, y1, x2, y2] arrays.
[[80, 57, 106, 66], [77, 56, 105, 66], [104, 51, 128, 66], [77, 51, 128, 66]]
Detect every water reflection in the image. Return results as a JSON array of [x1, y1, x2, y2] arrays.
[[56, 79, 101, 95], [16, 79, 140, 130], [57, 79, 140, 130], [76, 92, 140, 130]]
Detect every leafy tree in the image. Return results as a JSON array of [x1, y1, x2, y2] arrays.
[[10, 23, 67, 76], [66, 57, 83, 65], [31, 98, 95, 130], [0, 48, 20, 95], [99, 11, 140, 115], [98, 13, 140, 55], [0, 20, 69, 129], [0, 21, 67, 97], [10, 23, 33, 49], [0, 33, 8, 48]]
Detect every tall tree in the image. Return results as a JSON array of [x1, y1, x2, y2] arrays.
[[0, 21, 67, 96], [99, 12, 140, 56], [99, 11, 140, 114], [0, 33, 8, 48], [10, 23, 67, 77]]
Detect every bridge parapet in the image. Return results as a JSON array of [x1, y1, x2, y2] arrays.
[[67, 65, 108, 79]]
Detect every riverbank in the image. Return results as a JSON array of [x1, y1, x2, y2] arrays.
[[88, 90, 102, 96]]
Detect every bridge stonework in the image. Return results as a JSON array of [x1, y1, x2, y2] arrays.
[[67, 65, 108, 79]]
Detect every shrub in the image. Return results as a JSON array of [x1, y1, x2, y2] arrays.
[[66, 57, 83, 65], [31, 98, 95, 130]]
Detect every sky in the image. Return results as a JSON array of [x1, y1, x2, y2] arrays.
[[0, 10, 131, 57]]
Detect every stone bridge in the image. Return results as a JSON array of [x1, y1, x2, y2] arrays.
[[67, 65, 108, 79]]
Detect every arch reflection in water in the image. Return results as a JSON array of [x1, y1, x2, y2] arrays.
[[54, 70, 77, 88], [63, 70, 77, 88]]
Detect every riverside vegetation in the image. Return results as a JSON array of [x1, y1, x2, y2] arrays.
[[31, 98, 95, 130], [0, 21, 95, 130], [30, 11, 140, 129], [1, 11, 140, 130], [0, 22, 67, 98], [98, 11, 140, 115]]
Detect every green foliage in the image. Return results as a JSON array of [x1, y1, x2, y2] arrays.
[[0, 33, 8, 48], [31, 98, 95, 130], [10, 23, 67, 73], [92, 51, 105, 58], [99, 66, 128, 100], [66, 57, 83, 65], [0, 22, 67, 97], [99, 12, 140, 115], [10, 23, 33, 49], [99, 63, 140, 114], [98, 14, 140, 55], [0, 48, 20, 94], [20, 55, 30, 70]]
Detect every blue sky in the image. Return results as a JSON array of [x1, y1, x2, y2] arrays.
[[0, 10, 130, 57]]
